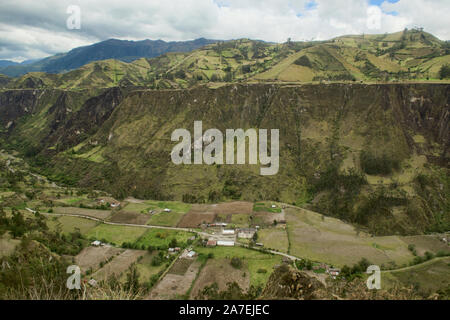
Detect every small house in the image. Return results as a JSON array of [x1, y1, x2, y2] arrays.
[[91, 240, 101, 247], [164, 208, 171, 213], [168, 248, 175, 253], [206, 239, 217, 247], [328, 268, 341, 276], [187, 250, 196, 258], [222, 229, 235, 235]]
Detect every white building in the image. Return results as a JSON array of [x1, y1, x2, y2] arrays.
[[222, 229, 235, 235], [91, 240, 101, 246], [217, 240, 235, 247]]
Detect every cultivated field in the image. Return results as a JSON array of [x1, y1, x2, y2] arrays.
[[178, 201, 253, 228], [119, 252, 167, 283], [121, 200, 190, 227], [194, 246, 282, 288], [190, 258, 250, 299], [92, 249, 145, 281], [75, 246, 123, 273], [108, 211, 150, 225], [402, 235, 450, 256], [147, 210, 186, 227], [149, 259, 202, 300], [169, 258, 194, 275]]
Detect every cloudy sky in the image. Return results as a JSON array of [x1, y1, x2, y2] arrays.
[[0, 0, 449, 62]]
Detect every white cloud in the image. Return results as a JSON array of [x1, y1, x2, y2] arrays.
[[0, 0, 448, 61]]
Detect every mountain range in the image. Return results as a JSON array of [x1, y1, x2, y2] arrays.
[[0, 38, 217, 77]]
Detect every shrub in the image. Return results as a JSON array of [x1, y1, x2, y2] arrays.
[[360, 150, 400, 175], [230, 257, 243, 269], [439, 64, 450, 79], [151, 256, 163, 266], [257, 268, 267, 273]]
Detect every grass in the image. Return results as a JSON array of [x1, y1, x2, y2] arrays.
[[383, 257, 450, 296], [123, 200, 191, 215], [150, 201, 191, 213], [258, 227, 289, 253], [86, 224, 147, 245], [147, 211, 185, 227], [59, 197, 85, 205], [253, 203, 282, 213], [0, 236, 20, 258], [285, 207, 414, 266], [47, 216, 98, 234], [134, 228, 194, 248], [247, 257, 282, 287], [231, 214, 250, 226]]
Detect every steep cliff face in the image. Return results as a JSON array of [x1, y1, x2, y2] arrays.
[[0, 84, 448, 234]]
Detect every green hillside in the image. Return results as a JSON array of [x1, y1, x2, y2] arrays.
[[6, 29, 450, 90]]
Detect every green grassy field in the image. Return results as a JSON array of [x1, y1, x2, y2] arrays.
[[253, 202, 282, 213], [134, 228, 194, 248], [147, 211, 186, 227], [123, 200, 190, 214], [47, 216, 98, 234], [86, 224, 147, 245]]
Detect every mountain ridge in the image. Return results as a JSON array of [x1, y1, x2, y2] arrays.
[[0, 38, 218, 77], [3, 29, 449, 89]]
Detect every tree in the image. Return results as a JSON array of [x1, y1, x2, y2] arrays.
[[439, 64, 450, 79], [10, 210, 27, 238], [125, 264, 140, 294], [230, 257, 243, 269], [169, 238, 178, 248]]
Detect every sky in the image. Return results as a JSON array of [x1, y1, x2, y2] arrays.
[[0, 0, 449, 62]]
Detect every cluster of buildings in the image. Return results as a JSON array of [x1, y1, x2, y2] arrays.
[[203, 226, 260, 248], [97, 198, 120, 208]]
